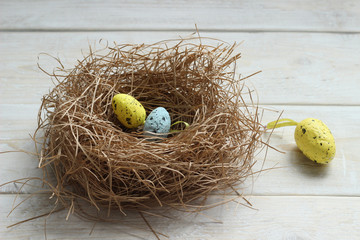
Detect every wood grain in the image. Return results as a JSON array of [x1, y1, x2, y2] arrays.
[[1, 0, 360, 32], [1, 1, 359, 239], [1, 32, 359, 106], [1, 194, 359, 240]]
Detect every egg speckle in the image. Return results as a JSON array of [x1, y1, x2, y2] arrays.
[[112, 94, 146, 128], [144, 107, 171, 137], [294, 118, 336, 164]]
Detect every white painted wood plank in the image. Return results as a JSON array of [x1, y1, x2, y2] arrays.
[[1, 104, 359, 196], [1, 0, 360, 32], [1, 32, 359, 105], [0, 194, 359, 239]]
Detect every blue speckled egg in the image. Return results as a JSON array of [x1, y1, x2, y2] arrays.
[[144, 107, 171, 138]]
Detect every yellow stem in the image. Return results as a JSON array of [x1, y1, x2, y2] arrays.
[[266, 118, 298, 129], [170, 121, 190, 133]]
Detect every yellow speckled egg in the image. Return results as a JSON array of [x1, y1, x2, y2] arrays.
[[112, 94, 146, 128], [294, 118, 336, 164]]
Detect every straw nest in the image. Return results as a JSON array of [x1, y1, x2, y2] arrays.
[[36, 37, 264, 216]]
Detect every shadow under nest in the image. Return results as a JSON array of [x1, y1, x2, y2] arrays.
[[36, 37, 264, 216]]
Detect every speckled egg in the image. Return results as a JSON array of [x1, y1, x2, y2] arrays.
[[112, 94, 146, 128], [143, 107, 171, 137], [294, 118, 336, 164]]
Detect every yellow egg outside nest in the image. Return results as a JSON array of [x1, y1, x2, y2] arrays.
[[112, 94, 146, 128], [294, 118, 336, 164], [267, 118, 336, 164]]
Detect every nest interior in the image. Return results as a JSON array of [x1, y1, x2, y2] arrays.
[[37, 37, 263, 215]]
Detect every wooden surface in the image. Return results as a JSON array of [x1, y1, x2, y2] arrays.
[[1, 1, 359, 239]]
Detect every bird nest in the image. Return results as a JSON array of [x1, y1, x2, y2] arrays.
[[35, 36, 264, 216]]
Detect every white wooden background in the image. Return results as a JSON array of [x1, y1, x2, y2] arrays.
[[1, 1, 360, 239]]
